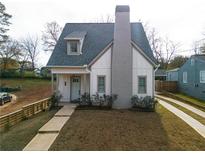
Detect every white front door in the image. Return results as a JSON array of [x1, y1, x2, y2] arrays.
[[71, 76, 81, 101]]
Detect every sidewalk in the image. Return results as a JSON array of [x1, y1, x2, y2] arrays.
[[23, 103, 77, 151], [156, 95, 205, 118], [158, 99, 205, 138]]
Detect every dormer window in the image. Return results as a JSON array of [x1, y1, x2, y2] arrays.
[[69, 40, 79, 53], [64, 31, 87, 55]]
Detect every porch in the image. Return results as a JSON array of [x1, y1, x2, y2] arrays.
[[51, 67, 90, 102]]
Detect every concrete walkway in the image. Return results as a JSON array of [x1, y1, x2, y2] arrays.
[[158, 99, 205, 138], [23, 103, 77, 151], [156, 95, 205, 118]]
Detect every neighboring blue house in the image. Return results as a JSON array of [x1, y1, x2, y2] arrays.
[[166, 68, 179, 81], [178, 54, 205, 101]]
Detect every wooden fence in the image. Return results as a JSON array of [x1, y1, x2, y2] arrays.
[[0, 98, 50, 129], [155, 80, 178, 92]]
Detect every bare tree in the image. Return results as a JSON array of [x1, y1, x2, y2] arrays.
[[146, 27, 163, 62], [21, 35, 39, 71], [0, 2, 12, 44], [164, 38, 180, 69], [94, 14, 114, 23], [0, 38, 22, 70], [18, 49, 29, 77], [144, 23, 180, 69], [42, 21, 62, 52], [200, 43, 205, 53]]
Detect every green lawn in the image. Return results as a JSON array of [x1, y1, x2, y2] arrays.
[[0, 78, 52, 115], [0, 109, 58, 151], [175, 93, 205, 107], [162, 98, 205, 125]]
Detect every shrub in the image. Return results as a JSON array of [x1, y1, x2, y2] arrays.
[[49, 90, 62, 110], [79, 93, 118, 109], [79, 92, 91, 106], [131, 95, 156, 111], [0, 86, 21, 92], [104, 94, 118, 108]]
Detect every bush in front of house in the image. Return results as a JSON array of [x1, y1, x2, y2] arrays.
[[131, 95, 157, 111], [49, 90, 62, 110], [79, 92, 92, 106], [79, 93, 118, 109]]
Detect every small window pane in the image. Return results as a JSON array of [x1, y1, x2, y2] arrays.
[[138, 77, 146, 94], [70, 41, 78, 52], [98, 76, 105, 93]]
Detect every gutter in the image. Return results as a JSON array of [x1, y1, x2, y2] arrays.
[[154, 64, 160, 73], [154, 64, 160, 97], [46, 65, 88, 69]]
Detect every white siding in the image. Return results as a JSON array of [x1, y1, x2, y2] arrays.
[[90, 47, 111, 95], [58, 74, 90, 101], [58, 74, 71, 102], [132, 47, 154, 97]]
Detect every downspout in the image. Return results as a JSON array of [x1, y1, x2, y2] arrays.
[[154, 64, 160, 97]]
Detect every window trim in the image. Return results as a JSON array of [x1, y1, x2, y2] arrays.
[[183, 72, 187, 83], [138, 76, 147, 94], [97, 75, 106, 93], [200, 70, 205, 83], [67, 39, 80, 55]]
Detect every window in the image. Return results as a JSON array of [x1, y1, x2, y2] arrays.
[[200, 70, 205, 83], [138, 76, 146, 94], [69, 40, 79, 53], [183, 72, 187, 83], [97, 76, 105, 93]]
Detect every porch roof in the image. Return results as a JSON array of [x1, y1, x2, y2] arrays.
[[51, 68, 90, 74]]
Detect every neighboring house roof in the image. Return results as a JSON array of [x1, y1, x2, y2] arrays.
[[155, 69, 167, 77], [47, 23, 156, 67], [191, 54, 205, 63], [166, 68, 180, 72]]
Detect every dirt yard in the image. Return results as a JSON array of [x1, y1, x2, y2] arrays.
[[0, 78, 52, 116], [50, 104, 205, 151]]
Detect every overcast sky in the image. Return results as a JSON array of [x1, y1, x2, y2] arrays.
[[2, 0, 205, 67]]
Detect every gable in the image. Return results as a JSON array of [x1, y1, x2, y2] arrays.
[[132, 47, 153, 70], [91, 47, 111, 69]]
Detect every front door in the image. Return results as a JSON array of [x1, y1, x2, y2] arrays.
[[71, 76, 81, 101]]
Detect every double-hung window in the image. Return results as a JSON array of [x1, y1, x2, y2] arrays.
[[97, 76, 105, 93], [69, 40, 79, 53], [183, 72, 187, 83], [138, 76, 147, 94], [200, 70, 205, 83]]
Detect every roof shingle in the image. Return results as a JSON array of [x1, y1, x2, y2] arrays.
[[47, 23, 156, 66]]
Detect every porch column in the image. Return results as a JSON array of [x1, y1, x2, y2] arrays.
[[83, 74, 87, 93], [51, 73, 54, 93], [56, 74, 59, 91]]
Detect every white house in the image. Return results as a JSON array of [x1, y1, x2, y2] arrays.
[[47, 5, 157, 109]]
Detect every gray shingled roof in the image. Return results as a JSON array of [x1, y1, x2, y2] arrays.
[[64, 31, 87, 39], [192, 54, 205, 62], [47, 23, 157, 66]]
